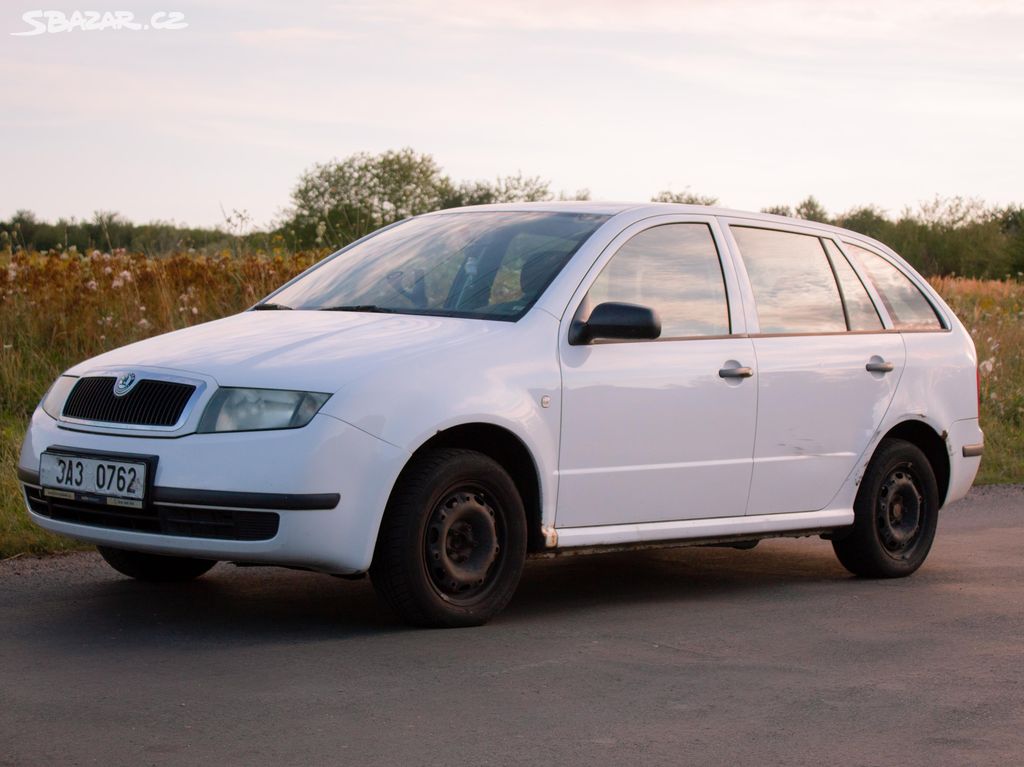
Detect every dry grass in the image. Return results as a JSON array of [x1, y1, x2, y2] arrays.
[[1, 248, 319, 557], [1, 250, 1020, 557], [930, 276, 1024, 485]]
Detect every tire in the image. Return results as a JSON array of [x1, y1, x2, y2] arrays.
[[370, 448, 527, 628], [832, 438, 940, 578], [97, 546, 217, 582]]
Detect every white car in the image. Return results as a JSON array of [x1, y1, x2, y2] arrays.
[[19, 203, 984, 626]]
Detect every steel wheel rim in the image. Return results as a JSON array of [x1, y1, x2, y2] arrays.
[[424, 483, 504, 603], [876, 461, 925, 554]]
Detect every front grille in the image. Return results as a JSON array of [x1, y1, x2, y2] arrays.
[[25, 485, 280, 541], [63, 376, 196, 427]]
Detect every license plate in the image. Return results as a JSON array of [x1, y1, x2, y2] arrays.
[[39, 451, 148, 508]]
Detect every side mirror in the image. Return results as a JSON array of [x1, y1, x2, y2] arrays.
[[569, 301, 662, 345]]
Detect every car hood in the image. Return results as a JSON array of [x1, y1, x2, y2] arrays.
[[68, 310, 502, 393]]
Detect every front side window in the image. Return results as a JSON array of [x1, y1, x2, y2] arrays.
[[583, 223, 730, 338], [268, 212, 608, 320], [843, 242, 943, 330], [731, 226, 846, 334]]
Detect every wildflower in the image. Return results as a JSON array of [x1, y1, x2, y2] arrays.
[[118, 270, 133, 283], [111, 277, 124, 289], [191, 307, 198, 315], [138, 318, 151, 329], [103, 266, 113, 275], [86, 280, 98, 291], [979, 358, 995, 376]]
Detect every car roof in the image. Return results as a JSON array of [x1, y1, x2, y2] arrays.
[[418, 201, 916, 279], [423, 201, 863, 240]]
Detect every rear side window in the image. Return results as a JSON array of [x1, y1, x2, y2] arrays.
[[822, 240, 883, 331], [730, 226, 846, 334], [585, 223, 730, 338], [843, 242, 943, 330]]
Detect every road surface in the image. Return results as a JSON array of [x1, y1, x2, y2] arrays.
[[2, 485, 1022, 766]]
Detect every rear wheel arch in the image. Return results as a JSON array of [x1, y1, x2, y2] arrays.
[[877, 420, 950, 507]]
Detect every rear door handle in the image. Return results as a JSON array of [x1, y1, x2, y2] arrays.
[[719, 366, 754, 379], [865, 360, 895, 373]]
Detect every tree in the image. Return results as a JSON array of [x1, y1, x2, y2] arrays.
[[441, 172, 552, 208], [1000, 205, 1024, 275], [286, 148, 451, 248], [558, 188, 591, 201], [794, 196, 829, 223], [761, 204, 793, 217], [651, 189, 719, 206], [891, 197, 1010, 277], [835, 205, 892, 241], [284, 151, 555, 248]]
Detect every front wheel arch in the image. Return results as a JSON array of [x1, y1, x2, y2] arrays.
[[370, 447, 528, 627], [387, 422, 545, 553]]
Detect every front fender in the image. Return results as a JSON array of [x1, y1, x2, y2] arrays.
[[321, 309, 563, 530]]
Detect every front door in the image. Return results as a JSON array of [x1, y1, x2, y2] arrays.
[[556, 218, 757, 528]]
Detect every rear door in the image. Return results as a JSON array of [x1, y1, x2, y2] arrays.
[[723, 221, 906, 516], [556, 216, 757, 528]]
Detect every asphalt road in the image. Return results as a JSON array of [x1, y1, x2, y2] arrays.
[[2, 486, 1022, 767]]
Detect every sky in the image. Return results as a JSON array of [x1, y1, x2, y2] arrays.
[[2, 0, 1023, 229]]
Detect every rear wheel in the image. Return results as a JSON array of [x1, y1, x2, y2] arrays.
[[370, 448, 527, 628], [832, 438, 939, 578], [97, 546, 217, 582]]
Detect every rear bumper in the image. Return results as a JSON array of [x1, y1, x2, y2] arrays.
[[946, 418, 984, 506]]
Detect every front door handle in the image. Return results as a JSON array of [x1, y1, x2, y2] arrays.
[[865, 360, 895, 373], [719, 366, 754, 379]]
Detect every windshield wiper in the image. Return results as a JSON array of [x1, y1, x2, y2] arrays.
[[252, 302, 293, 311], [317, 304, 400, 313]]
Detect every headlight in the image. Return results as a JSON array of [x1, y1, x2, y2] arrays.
[[40, 375, 78, 420], [197, 388, 330, 433]]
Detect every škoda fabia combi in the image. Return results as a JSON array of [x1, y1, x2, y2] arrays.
[[19, 203, 984, 626]]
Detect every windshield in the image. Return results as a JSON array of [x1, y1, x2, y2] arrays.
[[265, 211, 608, 320]]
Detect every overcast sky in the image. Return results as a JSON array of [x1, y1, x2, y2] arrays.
[[3, 0, 1022, 228]]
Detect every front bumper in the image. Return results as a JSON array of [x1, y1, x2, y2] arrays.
[[18, 409, 410, 573]]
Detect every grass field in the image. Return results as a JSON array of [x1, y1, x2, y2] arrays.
[[2, 250, 1021, 558]]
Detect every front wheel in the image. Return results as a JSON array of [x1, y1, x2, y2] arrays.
[[97, 546, 217, 582], [832, 438, 940, 578], [370, 449, 527, 628]]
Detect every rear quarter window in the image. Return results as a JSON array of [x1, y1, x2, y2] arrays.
[[822, 239, 883, 331], [843, 242, 943, 330]]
